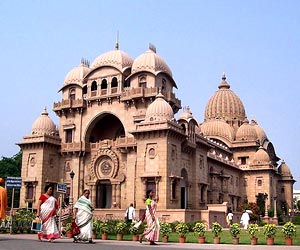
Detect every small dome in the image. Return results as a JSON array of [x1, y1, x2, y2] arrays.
[[131, 46, 172, 77], [251, 119, 268, 144], [91, 47, 133, 72], [200, 120, 234, 141], [31, 107, 57, 136], [236, 118, 258, 141], [63, 59, 91, 86], [178, 106, 194, 121], [145, 92, 174, 122], [278, 160, 292, 176], [252, 146, 270, 164], [205, 73, 246, 123]]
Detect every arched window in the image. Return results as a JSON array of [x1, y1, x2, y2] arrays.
[[69, 88, 76, 100], [101, 79, 107, 89], [82, 85, 87, 95], [123, 79, 130, 88], [111, 77, 118, 88], [91, 81, 97, 91], [139, 75, 147, 88]]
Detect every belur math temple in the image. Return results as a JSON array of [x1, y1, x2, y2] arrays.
[[18, 42, 295, 224]]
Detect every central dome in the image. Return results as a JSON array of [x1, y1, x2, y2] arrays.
[[131, 46, 172, 77], [205, 74, 246, 124], [91, 46, 133, 72]]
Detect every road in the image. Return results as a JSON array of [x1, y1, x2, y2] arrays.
[[0, 234, 299, 250]]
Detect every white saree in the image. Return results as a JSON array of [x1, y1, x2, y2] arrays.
[[38, 195, 60, 240], [74, 195, 93, 241]]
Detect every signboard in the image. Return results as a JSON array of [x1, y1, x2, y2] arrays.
[[57, 183, 67, 193], [6, 177, 22, 189]]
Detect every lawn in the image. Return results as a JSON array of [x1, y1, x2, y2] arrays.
[[105, 225, 300, 245]]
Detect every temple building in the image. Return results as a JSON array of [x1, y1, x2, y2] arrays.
[[17, 43, 295, 225]]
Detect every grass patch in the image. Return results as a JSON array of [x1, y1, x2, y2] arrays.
[[104, 225, 300, 245]]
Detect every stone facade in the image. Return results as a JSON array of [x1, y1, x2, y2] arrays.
[[17, 43, 295, 225]]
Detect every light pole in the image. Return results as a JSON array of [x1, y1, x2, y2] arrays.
[[70, 170, 75, 214], [263, 193, 268, 218]]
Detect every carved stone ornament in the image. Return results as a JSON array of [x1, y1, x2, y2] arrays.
[[90, 148, 119, 179]]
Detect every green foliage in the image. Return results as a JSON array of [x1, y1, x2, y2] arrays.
[[193, 222, 206, 237], [262, 223, 277, 238], [291, 215, 300, 225], [115, 220, 127, 234], [211, 222, 223, 237], [247, 223, 259, 238], [175, 222, 189, 237], [99, 222, 110, 234], [282, 221, 296, 238], [160, 222, 172, 236], [229, 223, 241, 238]]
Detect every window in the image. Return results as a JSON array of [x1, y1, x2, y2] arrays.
[[171, 181, 176, 200], [111, 77, 118, 88], [123, 79, 130, 88], [69, 88, 76, 100], [101, 79, 107, 89], [257, 179, 262, 186], [26, 183, 34, 199], [65, 129, 73, 143], [83, 85, 87, 95], [238, 156, 248, 165], [146, 179, 156, 199], [139, 76, 147, 88], [91, 81, 97, 91]]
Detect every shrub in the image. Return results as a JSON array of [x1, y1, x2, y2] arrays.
[[99, 222, 109, 234], [282, 221, 296, 238], [160, 222, 172, 237], [211, 222, 222, 237], [247, 223, 259, 238], [262, 223, 277, 238], [115, 221, 127, 234], [175, 222, 189, 237], [229, 223, 241, 238], [193, 222, 206, 237]]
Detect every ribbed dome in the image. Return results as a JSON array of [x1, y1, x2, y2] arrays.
[[31, 107, 57, 135], [252, 146, 270, 164], [205, 73, 246, 123], [236, 118, 258, 141], [145, 92, 174, 122], [200, 120, 234, 141], [63, 60, 91, 86], [250, 119, 268, 144], [91, 47, 133, 72], [278, 160, 292, 176], [131, 46, 172, 77]]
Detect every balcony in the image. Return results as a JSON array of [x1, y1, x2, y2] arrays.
[[53, 99, 85, 112]]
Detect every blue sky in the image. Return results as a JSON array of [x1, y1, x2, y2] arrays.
[[1, 0, 299, 188]]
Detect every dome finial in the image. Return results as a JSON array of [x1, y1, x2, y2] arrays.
[[115, 31, 119, 50], [218, 72, 230, 89], [149, 43, 156, 53], [42, 106, 48, 116]]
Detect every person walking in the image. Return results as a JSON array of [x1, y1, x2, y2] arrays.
[[138, 190, 160, 245], [0, 178, 7, 224], [36, 184, 60, 242], [125, 203, 135, 223], [73, 189, 94, 244], [240, 210, 250, 229], [226, 209, 233, 227]]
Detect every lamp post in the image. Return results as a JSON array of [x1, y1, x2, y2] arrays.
[[70, 170, 75, 214], [263, 193, 268, 218], [273, 196, 277, 219]]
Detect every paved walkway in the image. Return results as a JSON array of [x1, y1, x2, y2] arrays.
[[1, 234, 300, 249]]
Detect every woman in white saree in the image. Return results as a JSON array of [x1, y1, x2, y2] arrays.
[[73, 189, 94, 243], [36, 184, 60, 242]]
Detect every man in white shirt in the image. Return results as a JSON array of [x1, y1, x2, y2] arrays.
[[125, 203, 135, 223]]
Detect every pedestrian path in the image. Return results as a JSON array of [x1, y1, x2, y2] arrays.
[[0, 234, 300, 249]]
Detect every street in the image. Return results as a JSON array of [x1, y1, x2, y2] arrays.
[[0, 234, 300, 250]]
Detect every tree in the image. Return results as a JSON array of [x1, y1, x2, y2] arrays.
[[0, 150, 22, 207]]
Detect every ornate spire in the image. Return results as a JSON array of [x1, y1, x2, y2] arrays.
[[218, 72, 230, 89], [115, 31, 119, 50]]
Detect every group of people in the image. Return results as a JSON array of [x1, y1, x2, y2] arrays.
[[36, 184, 160, 245], [226, 209, 250, 229], [36, 184, 94, 243]]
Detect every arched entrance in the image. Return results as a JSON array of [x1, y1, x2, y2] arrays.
[[96, 180, 112, 208], [181, 168, 188, 209]]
